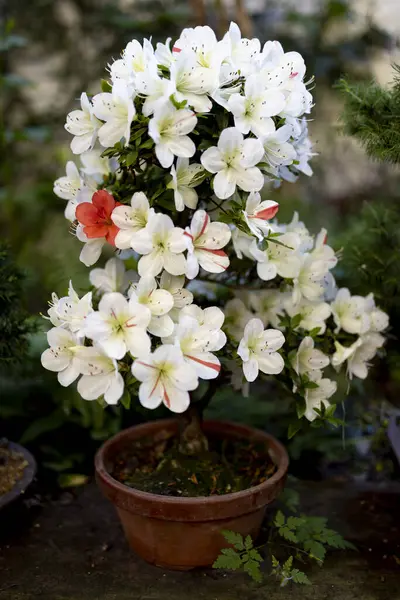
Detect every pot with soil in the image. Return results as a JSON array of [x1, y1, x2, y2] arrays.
[[0, 439, 36, 510], [95, 417, 288, 570]]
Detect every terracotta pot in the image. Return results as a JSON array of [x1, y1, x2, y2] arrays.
[[95, 419, 289, 570]]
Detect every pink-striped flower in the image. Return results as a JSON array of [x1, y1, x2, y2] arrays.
[[184, 210, 231, 279], [243, 191, 279, 241], [131, 345, 198, 413], [163, 313, 226, 380]]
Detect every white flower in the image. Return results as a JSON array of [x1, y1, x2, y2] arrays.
[[180, 304, 225, 334], [54, 161, 81, 201], [228, 74, 285, 137], [75, 346, 124, 405], [148, 102, 197, 168], [83, 292, 151, 359], [332, 333, 384, 379], [131, 344, 199, 413], [169, 51, 216, 113], [249, 290, 285, 329], [260, 42, 306, 88], [201, 127, 264, 199], [128, 275, 174, 337], [231, 226, 254, 259], [238, 318, 285, 382], [64, 93, 100, 154], [224, 298, 253, 341], [76, 224, 106, 267], [111, 192, 155, 250], [159, 272, 193, 321], [304, 370, 337, 422], [292, 336, 329, 376], [184, 210, 231, 279], [54, 162, 97, 222], [164, 315, 225, 379], [310, 229, 337, 267], [41, 328, 82, 386], [47, 281, 93, 336], [155, 37, 174, 68], [167, 158, 204, 212], [250, 232, 302, 281], [92, 81, 136, 148], [261, 124, 297, 170], [135, 64, 175, 117], [331, 288, 370, 335], [293, 254, 333, 304], [130, 213, 187, 277], [223, 22, 261, 78], [285, 298, 331, 334], [110, 38, 155, 86], [365, 294, 389, 333], [243, 192, 279, 241], [284, 211, 313, 253], [173, 25, 228, 72], [89, 258, 136, 294], [80, 149, 118, 184]]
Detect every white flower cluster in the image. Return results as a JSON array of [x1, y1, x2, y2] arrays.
[[223, 214, 388, 420], [44, 24, 387, 426]]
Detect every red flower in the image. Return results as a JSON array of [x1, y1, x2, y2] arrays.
[[76, 190, 121, 246]]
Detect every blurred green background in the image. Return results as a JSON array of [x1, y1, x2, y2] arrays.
[[1, 0, 399, 487]]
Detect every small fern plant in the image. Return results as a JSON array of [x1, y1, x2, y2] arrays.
[[213, 488, 355, 586]]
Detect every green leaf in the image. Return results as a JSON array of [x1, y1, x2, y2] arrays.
[[125, 151, 138, 167], [291, 314, 302, 329], [271, 555, 279, 568], [141, 138, 154, 149], [283, 555, 293, 572], [280, 488, 300, 512], [274, 510, 285, 528], [309, 327, 321, 337], [243, 559, 263, 582], [101, 79, 112, 92], [222, 530, 245, 550], [249, 548, 263, 562], [244, 535, 253, 550], [58, 474, 89, 488], [120, 389, 131, 410], [288, 421, 302, 439], [169, 94, 187, 110], [130, 127, 147, 143], [213, 548, 242, 570], [303, 540, 326, 562], [291, 568, 311, 584], [287, 516, 306, 529], [279, 526, 298, 543]]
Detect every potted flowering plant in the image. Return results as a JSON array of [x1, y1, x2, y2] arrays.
[[42, 23, 388, 569]]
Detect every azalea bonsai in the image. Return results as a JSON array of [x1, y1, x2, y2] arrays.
[[42, 23, 388, 464]]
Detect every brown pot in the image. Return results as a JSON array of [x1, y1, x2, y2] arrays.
[[95, 419, 289, 570]]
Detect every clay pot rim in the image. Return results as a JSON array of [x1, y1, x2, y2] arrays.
[[95, 418, 289, 507]]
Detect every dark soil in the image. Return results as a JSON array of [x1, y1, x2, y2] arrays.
[[1, 481, 399, 600], [0, 443, 28, 496], [112, 432, 276, 497]]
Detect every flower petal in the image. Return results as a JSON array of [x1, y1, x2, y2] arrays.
[[243, 357, 259, 382]]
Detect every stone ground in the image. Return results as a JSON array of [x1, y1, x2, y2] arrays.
[[0, 480, 399, 600]]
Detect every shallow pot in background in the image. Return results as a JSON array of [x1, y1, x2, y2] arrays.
[[95, 419, 289, 570]]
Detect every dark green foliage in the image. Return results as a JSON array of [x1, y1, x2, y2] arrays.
[[213, 531, 263, 582], [0, 244, 32, 366], [213, 488, 354, 586], [337, 66, 400, 164]]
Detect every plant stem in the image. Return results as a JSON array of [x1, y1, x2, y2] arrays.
[[178, 377, 223, 455]]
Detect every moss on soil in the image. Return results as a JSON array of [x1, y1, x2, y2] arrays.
[[112, 432, 276, 497]]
